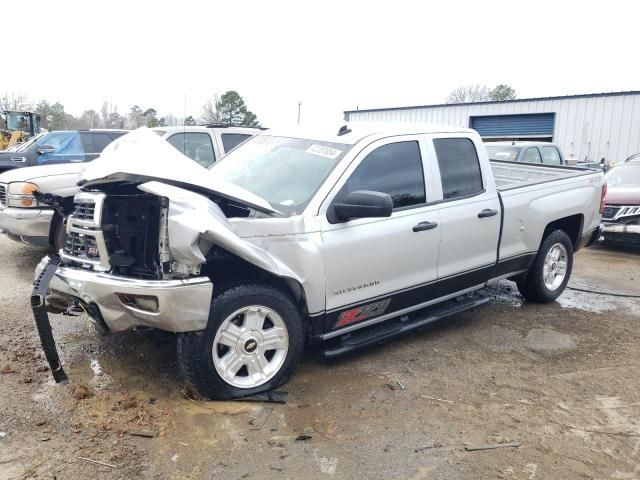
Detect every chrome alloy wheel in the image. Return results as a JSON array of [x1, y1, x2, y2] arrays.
[[543, 243, 568, 291], [212, 306, 289, 389]]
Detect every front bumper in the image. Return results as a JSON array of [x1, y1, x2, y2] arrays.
[[600, 223, 640, 247], [35, 256, 213, 332], [0, 207, 54, 247]]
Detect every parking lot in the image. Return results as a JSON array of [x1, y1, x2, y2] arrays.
[[0, 235, 638, 479]]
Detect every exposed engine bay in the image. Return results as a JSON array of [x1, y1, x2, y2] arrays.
[[62, 182, 258, 281]]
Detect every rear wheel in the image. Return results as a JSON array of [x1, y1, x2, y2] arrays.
[[517, 229, 573, 303], [177, 283, 305, 400]]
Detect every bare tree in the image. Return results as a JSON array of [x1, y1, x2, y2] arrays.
[[446, 84, 491, 104], [100, 101, 113, 128], [128, 105, 145, 129], [0, 93, 29, 111], [79, 109, 100, 128], [200, 94, 220, 124], [164, 113, 181, 126]]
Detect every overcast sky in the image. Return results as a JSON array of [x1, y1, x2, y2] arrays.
[[6, 0, 638, 128]]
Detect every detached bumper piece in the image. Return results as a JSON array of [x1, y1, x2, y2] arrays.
[[31, 255, 68, 384]]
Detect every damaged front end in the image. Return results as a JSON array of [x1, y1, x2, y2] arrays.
[[38, 178, 306, 332], [32, 128, 313, 381]]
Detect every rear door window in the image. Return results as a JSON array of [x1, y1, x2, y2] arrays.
[[433, 138, 483, 200], [221, 133, 252, 153], [521, 147, 542, 163], [79, 132, 94, 153], [167, 132, 216, 167], [540, 146, 562, 165], [92, 133, 115, 153], [340, 141, 426, 210]]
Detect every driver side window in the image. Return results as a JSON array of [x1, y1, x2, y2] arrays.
[[340, 141, 426, 210]]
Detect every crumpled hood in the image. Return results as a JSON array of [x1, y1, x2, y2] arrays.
[[79, 127, 279, 214], [0, 162, 86, 183]]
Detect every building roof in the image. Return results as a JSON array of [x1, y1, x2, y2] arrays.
[[344, 90, 640, 115]]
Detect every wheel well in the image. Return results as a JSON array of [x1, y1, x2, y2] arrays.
[[543, 214, 583, 250], [48, 212, 63, 247], [203, 250, 309, 316]]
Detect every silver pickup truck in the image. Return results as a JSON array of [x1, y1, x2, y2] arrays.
[[34, 125, 605, 399]]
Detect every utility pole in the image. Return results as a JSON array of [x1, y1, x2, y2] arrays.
[[297, 101, 301, 125]]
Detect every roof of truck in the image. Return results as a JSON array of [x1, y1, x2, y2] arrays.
[[485, 141, 559, 148], [263, 122, 475, 145], [152, 126, 260, 135]]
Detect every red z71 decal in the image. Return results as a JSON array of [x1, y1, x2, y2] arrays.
[[334, 299, 391, 328]]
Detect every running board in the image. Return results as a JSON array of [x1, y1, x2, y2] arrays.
[[322, 295, 490, 358]]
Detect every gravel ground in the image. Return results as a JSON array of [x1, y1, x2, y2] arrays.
[[0, 235, 639, 479]]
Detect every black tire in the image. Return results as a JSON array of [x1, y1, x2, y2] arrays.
[[517, 229, 574, 303], [176, 283, 305, 400], [50, 214, 66, 254]]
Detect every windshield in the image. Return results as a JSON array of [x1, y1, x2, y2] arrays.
[[606, 165, 640, 187], [486, 145, 521, 161], [210, 135, 351, 215]]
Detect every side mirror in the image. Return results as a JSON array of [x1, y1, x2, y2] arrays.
[[36, 145, 56, 155], [334, 190, 393, 221]]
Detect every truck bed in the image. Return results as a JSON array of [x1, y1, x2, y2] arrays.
[[490, 160, 595, 191]]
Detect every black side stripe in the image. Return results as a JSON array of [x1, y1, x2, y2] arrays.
[[310, 253, 537, 336]]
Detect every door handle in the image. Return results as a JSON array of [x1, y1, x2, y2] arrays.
[[413, 221, 438, 232], [478, 209, 498, 218]]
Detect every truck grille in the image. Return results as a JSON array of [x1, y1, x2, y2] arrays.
[[64, 231, 101, 260], [72, 202, 96, 221], [61, 192, 109, 270], [603, 205, 640, 221], [0, 183, 6, 209], [602, 206, 620, 220]]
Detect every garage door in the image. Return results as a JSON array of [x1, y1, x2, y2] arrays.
[[470, 113, 555, 139]]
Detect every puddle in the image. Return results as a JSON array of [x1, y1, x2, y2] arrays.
[[487, 280, 638, 315], [485, 282, 524, 307], [557, 289, 616, 313]]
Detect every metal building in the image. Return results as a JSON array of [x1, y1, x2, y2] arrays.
[[344, 91, 640, 164]]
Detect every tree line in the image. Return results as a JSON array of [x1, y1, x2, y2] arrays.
[[446, 84, 517, 104], [0, 91, 259, 131]]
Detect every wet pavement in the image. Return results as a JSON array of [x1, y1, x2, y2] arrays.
[[0, 236, 639, 479]]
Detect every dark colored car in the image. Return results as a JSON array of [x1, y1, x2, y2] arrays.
[[600, 162, 640, 247], [0, 129, 128, 174]]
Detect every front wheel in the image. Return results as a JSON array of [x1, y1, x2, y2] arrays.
[[517, 229, 574, 303], [177, 283, 305, 400]]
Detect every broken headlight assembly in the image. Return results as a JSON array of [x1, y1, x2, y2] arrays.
[[7, 182, 40, 208]]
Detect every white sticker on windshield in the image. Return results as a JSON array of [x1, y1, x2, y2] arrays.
[[305, 144, 342, 160]]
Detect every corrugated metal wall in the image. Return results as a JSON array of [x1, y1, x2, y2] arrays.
[[344, 93, 640, 163]]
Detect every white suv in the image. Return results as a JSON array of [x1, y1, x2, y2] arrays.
[[153, 125, 260, 168]]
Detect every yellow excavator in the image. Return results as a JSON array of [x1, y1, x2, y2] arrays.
[[0, 111, 42, 150]]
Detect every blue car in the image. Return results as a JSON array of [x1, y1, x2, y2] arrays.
[[0, 129, 128, 173]]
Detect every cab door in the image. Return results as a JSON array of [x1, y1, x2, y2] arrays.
[[429, 136, 501, 285], [319, 136, 441, 332]]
